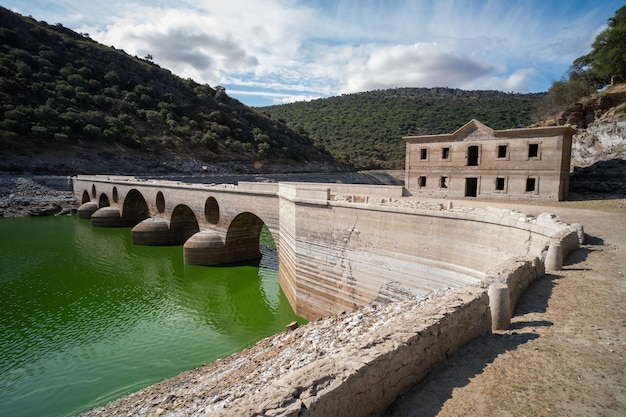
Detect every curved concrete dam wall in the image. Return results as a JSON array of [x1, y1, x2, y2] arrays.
[[277, 183, 581, 320]]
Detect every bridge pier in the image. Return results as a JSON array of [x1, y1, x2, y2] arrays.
[[77, 202, 98, 219], [91, 207, 122, 227], [184, 230, 263, 266], [184, 231, 226, 265], [131, 218, 177, 246]]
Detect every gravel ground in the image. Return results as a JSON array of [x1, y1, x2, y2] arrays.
[[0, 175, 77, 217]]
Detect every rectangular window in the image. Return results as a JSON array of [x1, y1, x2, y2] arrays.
[[497, 144, 508, 158], [441, 147, 450, 160], [526, 177, 536, 192], [440, 176, 448, 188], [420, 148, 428, 160], [528, 143, 539, 158], [495, 177, 505, 191], [467, 145, 479, 166], [418, 176, 427, 187]]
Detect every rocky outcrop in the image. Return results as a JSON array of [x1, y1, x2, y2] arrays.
[[546, 84, 626, 197]]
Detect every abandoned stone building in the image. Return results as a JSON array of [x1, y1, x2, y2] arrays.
[[403, 119, 576, 201]]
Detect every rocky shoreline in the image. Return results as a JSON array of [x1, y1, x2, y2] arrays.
[[0, 175, 78, 217]]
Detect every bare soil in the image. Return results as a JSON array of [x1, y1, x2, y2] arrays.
[[382, 197, 626, 417]]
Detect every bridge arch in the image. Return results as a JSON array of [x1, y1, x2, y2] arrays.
[[170, 204, 200, 244], [205, 196, 220, 225], [81, 190, 90, 204], [156, 191, 165, 214], [98, 194, 110, 208], [121, 189, 150, 226], [91, 184, 96, 198], [112, 187, 118, 203], [224, 212, 266, 262]]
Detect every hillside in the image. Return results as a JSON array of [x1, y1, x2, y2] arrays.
[[260, 88, 545, 169], [0, 7, 343, 175]]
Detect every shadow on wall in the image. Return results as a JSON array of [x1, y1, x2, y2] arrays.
[[380, 332, 540, 417], [378, 273, 558, 417], [379, 240, 597, 417]]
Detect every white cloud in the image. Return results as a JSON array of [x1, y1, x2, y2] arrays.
[[5, 0, 623, 106], [340, 43, 495, 93]]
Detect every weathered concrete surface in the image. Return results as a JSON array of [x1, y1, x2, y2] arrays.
[[208, 287, 491, 417], [278, 182, 581, 319]]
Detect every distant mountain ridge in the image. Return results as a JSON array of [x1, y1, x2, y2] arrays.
[[261, 88, 546, 169], [0, 7, 342, 175]]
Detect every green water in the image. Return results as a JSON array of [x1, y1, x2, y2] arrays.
[[0, 216, 303, 417]]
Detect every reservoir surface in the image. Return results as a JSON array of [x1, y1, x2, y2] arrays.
[[0, 215, 302, 417]]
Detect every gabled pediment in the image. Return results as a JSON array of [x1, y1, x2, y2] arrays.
[[452, 119, 495, 142], [403, 119, 576, 144]]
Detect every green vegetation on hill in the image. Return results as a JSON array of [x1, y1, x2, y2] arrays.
[[261, 88, 544, 169], [0, 7, 338, 172], [542, 5, 626, 117]]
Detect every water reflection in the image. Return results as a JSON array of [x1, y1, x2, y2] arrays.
[[0, 216, 302, 417]]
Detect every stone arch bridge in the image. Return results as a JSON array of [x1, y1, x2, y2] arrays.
[[73, 175, 581, 320], [75, 176, 283, 265]]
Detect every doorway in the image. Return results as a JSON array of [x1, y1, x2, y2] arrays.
[[465, 177, 478, 197]]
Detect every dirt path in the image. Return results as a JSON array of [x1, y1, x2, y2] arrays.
[[381, 199, 626, 417]]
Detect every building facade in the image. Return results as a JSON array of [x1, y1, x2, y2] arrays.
[[403, 119, 576, 201]]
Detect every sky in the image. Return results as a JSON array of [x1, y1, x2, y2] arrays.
[[2, 0, 623, 107]]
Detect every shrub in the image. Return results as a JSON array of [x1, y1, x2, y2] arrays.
[[83, 123, 101, 137]]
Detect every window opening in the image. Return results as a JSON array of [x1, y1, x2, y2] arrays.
[[440, 176, 448, 188], [420, 148, 428, 160], [495, 177, 505, 191], [467, 145, 479, 166], [528, 143, 539, 158], [418, 176, 427, 187], [526, 177, 536, 192], [441, 147, 450, 159], [497, 145, 507, 158]]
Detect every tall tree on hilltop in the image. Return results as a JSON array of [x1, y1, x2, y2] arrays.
[[543, 5, 626, 116], [575, 5, 626, 85]]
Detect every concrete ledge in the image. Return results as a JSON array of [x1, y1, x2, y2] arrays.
[[207, 287, 491, 417]]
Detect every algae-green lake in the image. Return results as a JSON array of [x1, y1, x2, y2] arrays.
[[0, 215, 302, 417]]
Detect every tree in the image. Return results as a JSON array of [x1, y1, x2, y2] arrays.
[[542, 5, 626, 115], [584, 5, 626, 84]]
